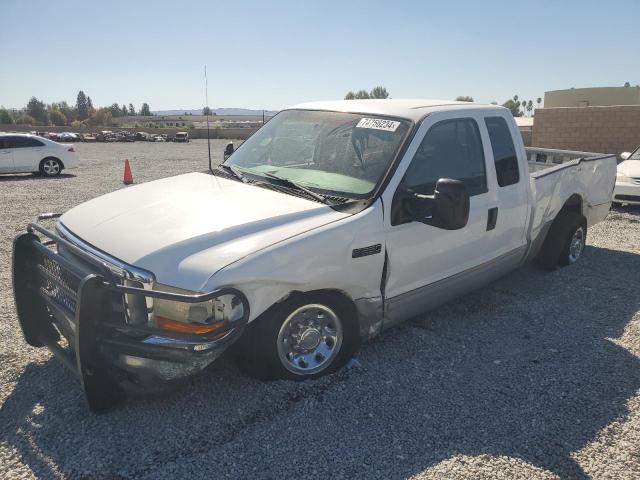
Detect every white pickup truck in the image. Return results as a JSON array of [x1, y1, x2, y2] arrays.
[[13, 99, 616, 412]]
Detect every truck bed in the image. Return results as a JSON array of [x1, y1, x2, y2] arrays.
[[525, 147, 617, 255]]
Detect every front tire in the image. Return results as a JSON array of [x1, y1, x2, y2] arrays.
[[237, 293, 360, 381], [39, 157, 62, 177], [534, 211, 587, 270]]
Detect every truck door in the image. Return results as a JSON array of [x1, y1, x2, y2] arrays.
[[480, 115, 529, 258], [0, 138, 14, 172], [382, 111, 515, 325]]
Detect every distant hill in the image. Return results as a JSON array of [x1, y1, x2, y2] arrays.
[[153, 108, 279, 116]]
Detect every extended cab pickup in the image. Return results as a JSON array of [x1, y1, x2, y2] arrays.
[[13, 99, 617, 412]]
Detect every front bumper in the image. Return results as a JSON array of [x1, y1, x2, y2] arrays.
[[613, 182, 640, 205], [12, 215, 249, 413]]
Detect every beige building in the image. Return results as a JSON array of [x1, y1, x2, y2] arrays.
[[544, 86, 640, 108]]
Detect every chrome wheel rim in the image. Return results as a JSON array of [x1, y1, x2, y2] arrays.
[[43, 159, 60, 175], [277, 304, 343, 375], [568, 227, 585, 263]]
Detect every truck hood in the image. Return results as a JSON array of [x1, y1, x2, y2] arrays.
[[60, 172, 349, 290], [618, 159, 640, 178]]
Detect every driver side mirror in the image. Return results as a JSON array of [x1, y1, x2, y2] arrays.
[[403, 178, 470, 230], [620, 151, 631, 161], [224, 142, 234, 160]]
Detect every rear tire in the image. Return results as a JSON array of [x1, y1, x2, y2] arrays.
[[236, 293, 360, 381], [534, 211, 587, 271], [39, 157, 62, 177]]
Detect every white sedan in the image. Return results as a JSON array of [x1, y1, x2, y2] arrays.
[[614, 147, 640, 206], [0, 133, 79, 177]]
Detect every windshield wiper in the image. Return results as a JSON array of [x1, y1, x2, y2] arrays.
[[261, 172, 329, 204], [217, 163, 246, 182]]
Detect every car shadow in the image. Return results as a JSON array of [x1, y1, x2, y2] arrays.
[[0, 173, 76, 182], [1, 245, 639, 479]]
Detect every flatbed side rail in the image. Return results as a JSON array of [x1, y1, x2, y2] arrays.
[[530, 153, 616, 179]]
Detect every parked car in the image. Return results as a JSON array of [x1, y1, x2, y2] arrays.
[[96, 130, 115, 142], [12, 99, 616, 412], [173, 131, 189, 143], [0, 133, 78, 176], [150, 134, 165, 142], [135, 132, 149, 141], [59, 132, 80, 142], [81, 133, 97, 142], [613, 146, 640, 206]]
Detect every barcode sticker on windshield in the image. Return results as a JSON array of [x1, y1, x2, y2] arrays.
[[356, 118, 400, 132]]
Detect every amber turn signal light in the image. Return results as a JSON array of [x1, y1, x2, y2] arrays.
[[156, 316, 226, 335]]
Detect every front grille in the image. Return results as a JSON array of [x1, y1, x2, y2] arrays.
[[38, 254, 81, 313]]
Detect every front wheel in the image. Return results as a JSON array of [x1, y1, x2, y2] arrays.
[[236, 293, 360, 380], [39, 157, 62, 177]]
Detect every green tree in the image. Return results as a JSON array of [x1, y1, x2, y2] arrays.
[[139, 103, 151, 116], [76, 91, 89, 120], [26, 96, 48, 124], [344, 91, 356, 100], [202, 106, 212, 115], [87, 107, 112, 126], [109, 103, 122, 117], [16, 114, 36, 125], [128, 103, 136, 115], [0, 108, 13, 124], [526, 100, 533, 116], [54, 100, 76, 123], [370, 86, 389, 99], [48, 109, 67, 126], [536, 97, 542, 109], [455, 96, 474, 102], [355, 90, 370, 99], [624, 82, 631, 87], [121, 104, 128, 116], [502, 95, 522, 117]]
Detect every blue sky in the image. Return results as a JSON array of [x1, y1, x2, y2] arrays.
[[1, 0, 639, 111]]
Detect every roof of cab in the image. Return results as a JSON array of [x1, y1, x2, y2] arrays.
[[288, 98, 507, 122]]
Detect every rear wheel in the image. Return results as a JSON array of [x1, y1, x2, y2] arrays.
[[534, 211, 587, 270], [39, 157, 62, 177], [236, 293, 360, 380]]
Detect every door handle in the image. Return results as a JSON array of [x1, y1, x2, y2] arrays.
[[486, 207, 498, 231]]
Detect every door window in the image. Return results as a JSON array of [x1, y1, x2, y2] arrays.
[[485, 116, 520, 187], [6, 136, 45, 148], [402, 118, 487, 196]]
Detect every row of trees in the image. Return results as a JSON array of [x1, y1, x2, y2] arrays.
[[0, 91, 152, 127], [344, 86, 390, 100], [501, 95, 542, 117], [341, 88, 542, 118], [456, 95, 542, 117]]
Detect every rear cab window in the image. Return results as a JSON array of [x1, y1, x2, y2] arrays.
[[485, 116, 520, 187]]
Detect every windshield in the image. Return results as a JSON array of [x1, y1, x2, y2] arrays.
[[224, 109, 411, 198], [629, 146, 640, 161]]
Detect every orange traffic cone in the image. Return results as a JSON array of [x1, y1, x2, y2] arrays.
[[123, 159, 133, 185]]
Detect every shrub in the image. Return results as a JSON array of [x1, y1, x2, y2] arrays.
[[48, 109, 67, 126], [15, 114, 36, 125]]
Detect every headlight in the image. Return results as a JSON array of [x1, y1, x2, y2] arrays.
[[616, 172, 630, 183], [152, 284, 245, 335]]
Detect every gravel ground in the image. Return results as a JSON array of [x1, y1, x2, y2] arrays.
[[1, 140, 639, 479]]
